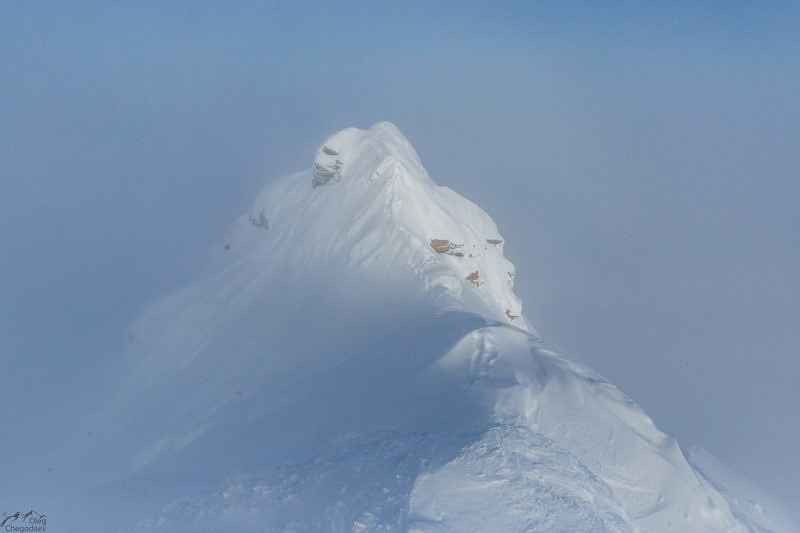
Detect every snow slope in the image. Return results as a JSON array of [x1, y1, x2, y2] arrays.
[[688, 447, 798, 533], [46, 122, 795, 532]]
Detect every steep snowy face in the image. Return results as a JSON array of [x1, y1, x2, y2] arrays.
[[54, 122, 530, 490], [231, 122, 527, 329]]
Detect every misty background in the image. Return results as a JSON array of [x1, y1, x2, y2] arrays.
[[2, 1, 798, 519]]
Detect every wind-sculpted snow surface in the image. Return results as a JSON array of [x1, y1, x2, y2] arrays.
[[133, 427, 634, 533], [438, 326, 751, 531], [408, 425, 636, 532], [48, 122, 795, 532], [132, 429, 481, 532]]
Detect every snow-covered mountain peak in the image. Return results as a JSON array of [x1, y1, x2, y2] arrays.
[[232, 122, 528, 329], [49, 123, 796, 533]]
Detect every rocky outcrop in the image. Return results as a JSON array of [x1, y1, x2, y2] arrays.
[[430, 239, 464, 257], [312, 145, 344, 188], [249, 212, 269, 231]]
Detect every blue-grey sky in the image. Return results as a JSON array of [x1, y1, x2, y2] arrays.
[[2, 0, 798, 517]]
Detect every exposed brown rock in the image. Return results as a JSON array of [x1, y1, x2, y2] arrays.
[[486, 239, 503, 245], [430, 239, 464, 255], [466, 271, 480, 286], [430, 239, 452, 252], [505, 309, 519, 321]]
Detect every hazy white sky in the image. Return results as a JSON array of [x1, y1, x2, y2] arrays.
[[2, 1, 798, 516]]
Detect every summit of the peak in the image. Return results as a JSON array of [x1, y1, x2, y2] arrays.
[[316, 121, 411, 154], [233, 122, 529, 329], [312, 122, 427, 189]]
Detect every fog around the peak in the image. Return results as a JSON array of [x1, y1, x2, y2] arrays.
[[1, 1, 798, 520]]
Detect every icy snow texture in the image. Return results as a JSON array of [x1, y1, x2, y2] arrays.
[[50, 122, 795, 532]]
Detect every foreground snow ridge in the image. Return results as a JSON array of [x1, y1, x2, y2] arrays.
[[81, 122, 792, 532]]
